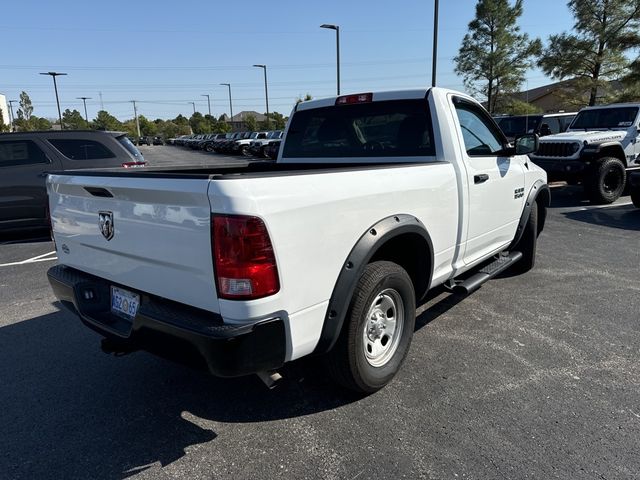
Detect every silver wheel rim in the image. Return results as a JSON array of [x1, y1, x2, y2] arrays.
[[362, 288, 404, 367]]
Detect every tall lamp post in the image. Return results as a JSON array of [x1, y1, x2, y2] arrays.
[[39, 72, 67, 129], [220, 83, 233, 128], [431, 0, 439, 87], [189, 101, 196, 115], [77, 97, 91, 124], [130, 100, 141, 138], [320, 24, 340, 95], [201, 94, 211, 116], [8, 100, 18, 132], [253, 64, 270, 128]]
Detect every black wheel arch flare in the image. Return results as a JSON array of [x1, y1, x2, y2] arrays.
[[312, 214, 434, 355], [509, 180, 550, 249]]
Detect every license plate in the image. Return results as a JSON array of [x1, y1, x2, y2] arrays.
[[110, 286, 140, 321]]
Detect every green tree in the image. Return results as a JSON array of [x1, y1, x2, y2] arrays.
[[266, 111, 286, 130], [189, 112, 209, 134], [62, 109, 88, 129], [92, 110, 122, 131], [17, 91, 34, 123], [454, 0, 541, 114], [496, 98, 542, 115], [295, 93, 313, 104], [32, 117, 52, 130], [137, 115, 158, 136], [244, 114, 257, 132], [617, 57, 640, 101], [539, 0, 640, 106]]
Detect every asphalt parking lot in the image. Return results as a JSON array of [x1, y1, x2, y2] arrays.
[[1, 146, 639, 479]]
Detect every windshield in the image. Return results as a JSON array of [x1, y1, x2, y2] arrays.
[[495, 116, 542, 137], [117, 135, 143, 160], [570, 107, 639, 129], [269, 130, 282, 139], [250, 132, 259, 139]]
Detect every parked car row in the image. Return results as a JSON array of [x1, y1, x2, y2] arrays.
[[133, 136, 164, 146], [168, 130, 283, 159]]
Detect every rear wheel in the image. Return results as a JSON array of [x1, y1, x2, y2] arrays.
[[325, 261, 416, 394], [585, 157, 626, 204]]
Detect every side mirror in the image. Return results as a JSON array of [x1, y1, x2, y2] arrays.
[[514, 133, 539, 155]]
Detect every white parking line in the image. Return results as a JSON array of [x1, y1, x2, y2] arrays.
[[0, 251, 57, 268], [555, 201, 634, 214]]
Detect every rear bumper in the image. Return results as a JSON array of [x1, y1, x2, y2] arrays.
[[47, 265, 286, 377]]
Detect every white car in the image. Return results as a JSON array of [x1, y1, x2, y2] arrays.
[[530, 103, 640, 203], [47, 87, 548, 393]]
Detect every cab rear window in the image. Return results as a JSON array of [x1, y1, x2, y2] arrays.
[[48, 139, 116, 160], [282, 99, 435, 158]]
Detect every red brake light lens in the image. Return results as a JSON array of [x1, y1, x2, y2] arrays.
[[122, 161, 146, 168], [212, 215, 280, 300], [335, 93, 373, 105]]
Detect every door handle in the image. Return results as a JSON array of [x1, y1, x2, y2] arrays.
[[474, 174, 489, 184]]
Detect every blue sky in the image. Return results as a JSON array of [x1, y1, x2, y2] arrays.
[[1, 0, 574, 121]]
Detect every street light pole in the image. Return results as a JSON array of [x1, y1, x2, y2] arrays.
[[40, 71, 67, 129], [189, 101, 197, 115], [201, 94, 211, 116], [220, 83, 233, 128], [8, 100, 17, 132], [77, 97, 92, 124], [431, 0, 439, 87], [253, 64, 270, 128], [130, 100, 141, 138], [320, 24, 340, 95]]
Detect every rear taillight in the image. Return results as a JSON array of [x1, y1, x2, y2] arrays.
[[212, 215, 280, 300], [122, 161, 146, 168]]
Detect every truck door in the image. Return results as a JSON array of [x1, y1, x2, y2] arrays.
[[452, 97, 525, 265], [0, 138, 62, 228]]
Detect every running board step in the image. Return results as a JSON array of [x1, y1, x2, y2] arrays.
[[453, 251, 523, 295]]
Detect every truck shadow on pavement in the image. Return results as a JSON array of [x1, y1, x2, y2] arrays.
[[562, 203, 640, 231], [0, 228, 51, 245], [0, 307, 362, 479]]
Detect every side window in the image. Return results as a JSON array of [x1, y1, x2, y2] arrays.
[[0, 140, 48, 167], [542, 117, 561, 135], [48, 139, 116, 160], [560, 116, 574, 132], [454, 102, 504, 156]]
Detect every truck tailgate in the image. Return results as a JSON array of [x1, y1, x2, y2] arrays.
[[47, 173, 219, 313]]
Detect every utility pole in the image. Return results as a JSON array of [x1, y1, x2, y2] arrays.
[[130, 100, 141, 138], [201, 94, 211, 116], [39, 71, 67, 129], [77, 97, 91, 124], [431, 0, 439, 87], [99, 91, 104, 110], [320, 24, 340, 95], [253, 64, 270, 128], [220, 83, 233, 128], [189, 101, 196, 115], [8, 100, 17, 132]]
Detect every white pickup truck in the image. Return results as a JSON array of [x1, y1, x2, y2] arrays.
[[47, 88, 549, 393]]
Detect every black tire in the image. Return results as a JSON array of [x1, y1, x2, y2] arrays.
[[260, 146, 268, 158], [324, 261, 416, 394], [585, 157, 626, 204], [511, 201, 538, 274], [205, 144, 214, 152], [631, 186, 640, 208]]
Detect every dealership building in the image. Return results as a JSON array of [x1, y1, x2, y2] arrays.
[[0, 93, 9, 127]]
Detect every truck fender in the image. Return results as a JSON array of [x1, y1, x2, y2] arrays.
[[509, 180, 550, 249], [581, 142, 627, 165], [312, 214, 434, 355]]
